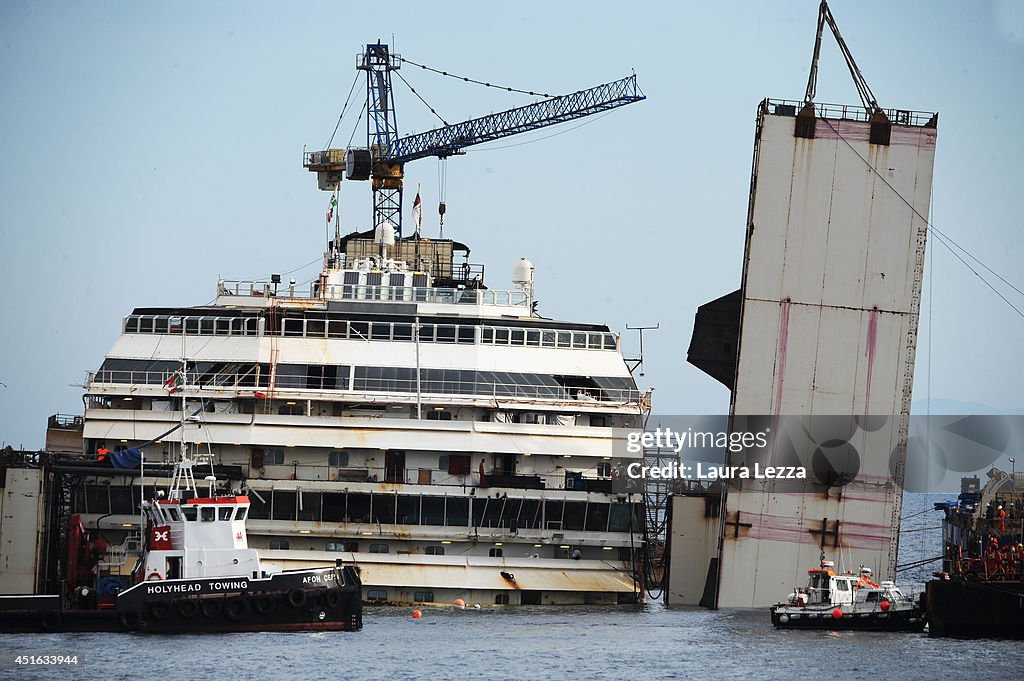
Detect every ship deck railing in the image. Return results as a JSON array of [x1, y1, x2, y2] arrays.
[[217, 280, 530, 308], [87, 371, 644, 406], [762, 98, 937, 127]]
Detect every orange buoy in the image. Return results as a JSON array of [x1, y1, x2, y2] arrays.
[[879, 600, 891, 612], [412, 609, 422, 619], [831, 608, 843, 619], [453, 598, 466, 609]]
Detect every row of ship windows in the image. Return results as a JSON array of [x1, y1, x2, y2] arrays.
[[122, 315, 619, 351], [77, 485, 641, 533], [94, 360, 638, 402]]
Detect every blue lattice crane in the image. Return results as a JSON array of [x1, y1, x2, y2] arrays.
[[304, 42, 644, 237]]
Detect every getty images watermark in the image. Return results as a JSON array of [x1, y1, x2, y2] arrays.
[[623, 425, 808, 481], [609, 415, 1024, 494]]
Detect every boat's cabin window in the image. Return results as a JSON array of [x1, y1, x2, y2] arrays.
[[835, 580, 851, 592], [201, 506, 216, 522], [219, 507, 233, 521], [808, 572, 829, 590], [182, 507, 198, 522], [865, 591, 880, 602], [236, 507, 247, 521], [166, 507, 182, 522]]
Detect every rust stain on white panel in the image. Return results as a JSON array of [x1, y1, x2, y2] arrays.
[[718, 104, 937, 608]]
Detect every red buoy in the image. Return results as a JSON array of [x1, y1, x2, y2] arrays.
[[831, 608, 843, 619], [412, 609, 423, 619], [880, 600, 890, 612]]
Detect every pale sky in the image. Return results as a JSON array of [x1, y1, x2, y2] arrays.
[[1, 0, 1023, 449]]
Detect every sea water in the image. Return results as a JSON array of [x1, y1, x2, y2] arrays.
[[2, 494, 1022, 681]]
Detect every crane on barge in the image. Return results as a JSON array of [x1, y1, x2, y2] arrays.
[[304, 42, 644, 237]]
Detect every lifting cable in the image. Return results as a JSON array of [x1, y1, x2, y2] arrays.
[[324, 73, 362, 150], [822, 117, 1024, 320]]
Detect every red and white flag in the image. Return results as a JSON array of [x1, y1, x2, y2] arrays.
[[412, 187, 423, 232]]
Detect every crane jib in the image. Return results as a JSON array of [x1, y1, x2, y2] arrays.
[[385, 75, 645, 164]]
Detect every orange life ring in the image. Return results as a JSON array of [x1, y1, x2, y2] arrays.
[[146, 571, 164, 581]]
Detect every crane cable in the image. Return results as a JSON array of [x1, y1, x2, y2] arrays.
[[393, 69, 449, 126], [324, 72, 363, 150], [398, 55, 558, 98]]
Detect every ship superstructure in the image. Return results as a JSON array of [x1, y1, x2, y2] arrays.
[[78, 226, 649, 605]]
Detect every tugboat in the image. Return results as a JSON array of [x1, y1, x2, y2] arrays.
[[770, 557, 925, 631], [0, 366, 362, 633]]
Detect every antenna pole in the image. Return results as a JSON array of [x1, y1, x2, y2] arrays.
[[624, 323, 659, 377]]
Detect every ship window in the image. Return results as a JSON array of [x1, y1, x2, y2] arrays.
[[370, 323, 391, 340], [216, 318, 232, 335], [235, 507, 247, 521], [393, 323, 413, 341], [109, 486, 135, 515], [422, 497, 445, 526], [367, 590, 388, 602], [435, 325, 456, 343], [446, 497, 469, 526], [201, 507, 216, 522], [544, 501, 564, 528], [389, 273, 406, 287], [481, 327, 494, 344], [369, 543, 390, 554], [343, 271, 360, 285], [836, 580, 851, 591], [166, 507, 182, 522], [153, 316, 169, 333], [495, 594, 510, 605], [571, 333, 587, 349], [457, 326, 476, 344], [347, 493, 370, 523], [349, 321, 369, 340], [272, 491, 297, 521], [138, 316, 154, 333], [489, 548, 503, 557], [419, 325, 435, 343], [541, 331, 556, 347], [425, 546, 444, 556], [269, 540, 290, 550], [510, 329, 525, 345], [297, 492, 321, 522], [329, 451, 349, 467], [426, 410, 452, 421], [563, 502, 587, 531], [412, 274, 428, 287], [587, 333, 602, 349], [219, 507, 233, 521], [397, 495, 420, 525], [526, 330, 541, 347], [328, 320, 347, 338], [366, 272, 382, 286], [306, 319, 326, 337], [124, 316, 140, 333], [322, 493, 346, 522], [603, 333, 617, 350], [556, 332, 571, 348], [264, 449, 285, 465], [84, 485, 110, 514], [608, 505, 631, 533], [182, 507, 198, 522], [200, 317, 216, 335], [585, 503, 608, 532], [413, 591, 434, 602], [283, 318, 304, 337], [494, 328, 510, 345], [372, 493, 396, 525], [519, 500, 542, 530]]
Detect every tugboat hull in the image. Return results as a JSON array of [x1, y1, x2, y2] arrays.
[[925, 578, 1024, 638], [770, 605, 926, 631], [0, 566, 361, 634]]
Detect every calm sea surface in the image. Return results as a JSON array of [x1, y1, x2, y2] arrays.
[[3, 494, 1022, 681]]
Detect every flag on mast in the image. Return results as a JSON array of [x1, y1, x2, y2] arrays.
[[412, 186, 423, 233], [326, 193, 338, 225]]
